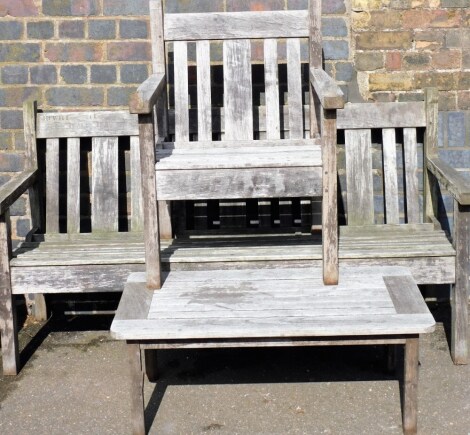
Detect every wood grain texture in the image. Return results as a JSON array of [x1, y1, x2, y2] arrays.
[[287, 38, 303, 140], [403, 128, 420, 223], [164, 11, 309, 41], [382, 128, 399, 224], [309, 68, 345, 110], [0, 170, 37, 216], [423, 88, 438, 223], [127, 343, 145, 435], [45, 138, 60, 233], [403, 337, 419, 435], [345, 130, 374, 225], [37, 111, 138, 138], [92, 137, 119, 232], [149, 0, 165, 75], [196, 40, 212, 141], [224, 39, 253, 140], [174, 41, 190, 142], [67, 138, 81, 234], [129, 73, 166, 114], [384, 276, 430, 315], [0, 211, 19, 375], [130, 136, 144, 232], [264, 39, 280, 140], [114, 282, 153, 321]]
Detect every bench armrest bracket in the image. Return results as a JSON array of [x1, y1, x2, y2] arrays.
[[0, 169, 38, 216], [130, 73, 166, 114], [309, 68, 345, 110]]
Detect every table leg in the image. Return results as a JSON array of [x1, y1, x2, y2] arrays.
[[403, 337, 419, 435], [145, 349, 158, 382], [128, 343, 146, 435]]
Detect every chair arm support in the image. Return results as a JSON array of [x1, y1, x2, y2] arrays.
[[427, 156, 470, 205], [0, 169, 38, 216], [129, 73, 166, 115], [309, 68, 345, 110]]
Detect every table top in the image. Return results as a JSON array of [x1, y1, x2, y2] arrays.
[[111, 266, 435, 342]]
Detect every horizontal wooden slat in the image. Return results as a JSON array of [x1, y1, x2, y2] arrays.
[[37, 111, 139, 138], [162, 139, 321, 150], [337, 102, 426, 130], [163, 11, 309, 41]]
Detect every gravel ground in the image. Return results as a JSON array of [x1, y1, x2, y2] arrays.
[[0, 309, 469, 435]]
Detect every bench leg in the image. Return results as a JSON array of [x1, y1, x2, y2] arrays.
[[0, 212, 20, 375], [403, 338, 419, 435], [144, 349, 158, 382], [128, 343, 146, 435], [25, 294, 48, 321], [452, 201, 469, 365]]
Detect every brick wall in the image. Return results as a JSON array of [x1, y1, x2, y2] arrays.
[[0, 0, 468, 239]]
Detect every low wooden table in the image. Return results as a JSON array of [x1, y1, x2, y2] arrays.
[[111, 266, 435, 435]]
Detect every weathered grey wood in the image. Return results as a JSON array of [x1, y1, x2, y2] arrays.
[[337, 102, 426, 130], [0, 170, 38, 216], [46, 138, 60, 233], [164, 11, 309, 41], [131, 136, 144, 232], [384, 276, 430, 314], [115, 282, 153, 321], [92, 137, 119, 232], [224, 39, 253, 140], [308, 0, 321, 137], [144, 349, 158, 382], [403, 337, 419, 435], [427, 157, 470, 205], [403, 128, 420, 224], [127, 343, 145, 435], [287, 38, 303, 140], [310, 68, 345, 110], [130, 73, 166, 114], [149, 0, 165, 75], [451, 202, 469, 364], [196, 40, 212, 141], [382, 128, 399, 224], [174, 41, 190, 142], [162, 138, 319, 150], [139, 114, 161, 289], [25, 293, 47, 321], [0, 211, 19, 375], [264, 39, 280, 140], [67, 138, 81, 234], [37, 111, 138, 138], [322, 109, 338, 284], [345, 130, 374, 225], [156, 167, 322, 200]]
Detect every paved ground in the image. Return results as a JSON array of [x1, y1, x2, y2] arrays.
[[0, 304, 469, 435]]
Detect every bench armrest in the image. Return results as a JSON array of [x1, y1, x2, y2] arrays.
[[129, 73, 166, 115], [309, 68, 345, 110], [0, 169, 38, 215], [427, 156, 470, 205]]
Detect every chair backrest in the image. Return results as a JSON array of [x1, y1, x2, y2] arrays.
[[337, 101, 432, 226], [26, 102, 142, 234], [151, 0, 322, 143]]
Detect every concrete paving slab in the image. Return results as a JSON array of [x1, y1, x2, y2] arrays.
[[0, 315, 469, 434]]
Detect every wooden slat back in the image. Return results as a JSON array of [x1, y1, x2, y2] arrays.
[[340, 102, 425, 226], [39, 110, 142, 234]]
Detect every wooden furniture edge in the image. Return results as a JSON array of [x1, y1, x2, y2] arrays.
[[130, 73, 166, 114], [309, 68, 345, 110], [427, 156, 470, 205], [0, 169, 38, 216]]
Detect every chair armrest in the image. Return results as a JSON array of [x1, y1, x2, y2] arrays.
[[0, 169, 38, 215], [129, 73, 166, 114], [309, 68, 345, 110], [427, 156, 470, 205]]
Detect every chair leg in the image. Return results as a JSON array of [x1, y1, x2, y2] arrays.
[[128, 343, 146, 435], [403, 338, 419, 435], [25, 294, 48, 321]]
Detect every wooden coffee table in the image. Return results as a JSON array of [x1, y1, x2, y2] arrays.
[[111, 266, 435, 435]]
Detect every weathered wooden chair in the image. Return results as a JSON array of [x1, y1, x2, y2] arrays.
[[111, 2, 436, 434], [0, 101, 145, 375]]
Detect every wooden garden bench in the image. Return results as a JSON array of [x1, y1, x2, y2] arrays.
[[0, 100, 146, 375], [111, 1, 436, 434]]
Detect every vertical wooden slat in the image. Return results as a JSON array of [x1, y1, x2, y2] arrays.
[[264, 39, 280, 140], [452, 201, 469, 364], [322, 110, 338, 285], [224, 39, 253, 140], [139, 113, 161, 289], [46, 138, 60, 233], [197, 40, 212, 141], [0, 211, 19, 375], [130, 136, 144, 232], [309, 0, 322, 137], [92, 137, 119, 232], [128, 343, 146, 435], [423, 88, 438, 223], [67, 138, 81, 234], [403, 337, 419, 435], [174, 41, 190, 142], [403, 128, 420, 224], [382, 128, 399, 224], [149, 0, 165, 75], [287, 38, 303, 139], [345, 129, 374, 226]]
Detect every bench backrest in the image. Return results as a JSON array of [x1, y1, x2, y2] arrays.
[[151, 0, 321, 143], [25, 101, 142, 234], [337, 99, 436, 226]]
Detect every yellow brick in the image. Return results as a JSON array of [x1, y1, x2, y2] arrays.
[[369, 73, 414, 91], [352, 0, 385, 10]]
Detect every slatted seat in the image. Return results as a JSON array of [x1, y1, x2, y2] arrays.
[[0, 103, 144, 375]]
